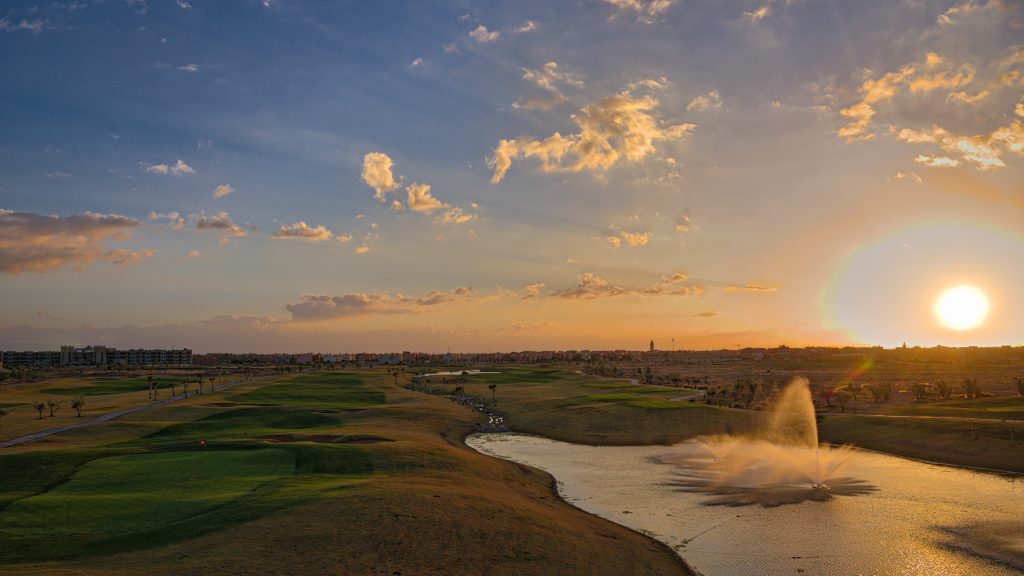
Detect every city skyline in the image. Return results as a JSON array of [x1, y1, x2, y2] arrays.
[[2, 0, 1023, 353]]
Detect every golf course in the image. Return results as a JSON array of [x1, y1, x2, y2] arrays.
[[0, 369, 693, 575]]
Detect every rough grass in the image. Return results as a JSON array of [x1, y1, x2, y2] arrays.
[[42, 376, 183, 397], [819, 414, 1024, 472], [228, 373, 385, 408], [452, 368, 758, 445], [878, 396, 1024, 420]]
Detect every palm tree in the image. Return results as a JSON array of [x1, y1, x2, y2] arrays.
[[488, 383, 497, 405], [72, 397, 85, 417], [47, 399, 60, 417], [147, 375, 154, 400], [33, 401, 45, 419]]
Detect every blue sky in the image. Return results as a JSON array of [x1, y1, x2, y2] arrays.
[[1, 0, 1022, 352]]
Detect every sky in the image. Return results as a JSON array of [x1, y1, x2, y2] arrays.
[[1, 0, 1022, 353]]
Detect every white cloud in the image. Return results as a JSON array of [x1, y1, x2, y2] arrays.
[[410, 57, 425, 68], [742, 4, 770, 22], [0, 18, 47, 33], [490, 83, 695, 182], [271, 221, 334, 241], [406, 183, 446, 215], [212, 184, 234, 198], [687, 89, 723, 112], [514, 20, 538, 33], [913, 154, 961, 167], [469, 25, 500, 43], [189, 211, 247, 240], [361, 152, 398, 201], [604, 0, 675, 23], [513, 61, 583, 111], [177, 63, 199, 73], [146, 159, 194, 176], [148, 211, 185, 231]]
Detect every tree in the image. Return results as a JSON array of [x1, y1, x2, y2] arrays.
[[1015, 377, 1024, 398], [72, 397, 85, 417], [489, 383, 497, 405], [47, 399, 60, 417], [33, 401, 45, 419], [0, 407, 8, 425], [911, 382, 928, 402], [964, 378, 982, 400], [846, 382, 863, 400], [819, 388, 837, 408], [836, 390, 852, 413], [936, 380, 951, 400], [147, 375, 154, 400], [868, 383, 892, 403]]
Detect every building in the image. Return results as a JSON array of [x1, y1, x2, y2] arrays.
[[2, 346, 192, 368]]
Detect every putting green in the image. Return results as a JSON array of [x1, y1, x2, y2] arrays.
[[0, 449, 294, 536]]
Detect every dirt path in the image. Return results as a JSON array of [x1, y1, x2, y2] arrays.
[[0, 380, 241, 449]]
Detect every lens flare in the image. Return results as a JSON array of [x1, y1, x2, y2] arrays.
[[934, 285, 989, 331]]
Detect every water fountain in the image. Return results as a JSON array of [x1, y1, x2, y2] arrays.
[[658, 377, 877, 506]]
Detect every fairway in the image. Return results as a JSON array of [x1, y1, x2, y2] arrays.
[[43, 376, 184, 397], [0, 449, 295, 536]]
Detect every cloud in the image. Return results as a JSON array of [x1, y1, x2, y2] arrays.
[[890, 170, 923, 183], [604, 0, 675, 23], [674, 212, 692, 233], [938, 0, 1010, 25], [406, 183, 446, 214], [361, 152, 398, 201], [148, 211, 185, 230], [514, 20, 538, 34], [146, 160, 194, 176], [410, 57, 425, 68], [895, 124, 1013, 170], [177, 63, 199, 73], [355, 245, 370, 254], [212, 184, 234, 198], [286, 286, 484, 321], [553, 272, 628, 299], [336, 233, 354, 243], [187, 250, 200, 258], [913, 154, 961, 167], [271, 221, 334, 241], [693, 311, 717, 318], [641, 272, 701, 296], [513, 61, 582, 111], [687, 89, 723, 112], [0, 210, 153, 274], [724, 283, 778, 293], [189, 211, 248, 240], [521, 282, 546, 300], [489, 83, 695, 182], [552, 271, 703, 299], [742, 4, 770, 22], [439, 207, 476, 224], [0, 18, 47, 33], [837, 102, 876, 141], [607, 230, 651, 247], [469, 25, 500, 43], [362, 154, 477, 223]]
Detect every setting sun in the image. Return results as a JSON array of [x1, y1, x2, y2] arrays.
[[934, 285, 990, 331]]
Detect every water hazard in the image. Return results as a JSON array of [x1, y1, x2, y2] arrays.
[[468, 379, 1023, 575]]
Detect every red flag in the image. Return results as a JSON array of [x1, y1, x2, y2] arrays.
[[199, 439, 206, 446]]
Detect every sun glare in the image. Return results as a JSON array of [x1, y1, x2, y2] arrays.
[[934, 285, 989, 331]]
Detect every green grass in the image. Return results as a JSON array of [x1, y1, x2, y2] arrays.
[[43, 376, 183, 397], [144, 406, 339, 444], [229, 373, 385, 408], [0, 449, 295, 536], [878, 396, 1024, 420], [820, 414, 1024, 472]]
